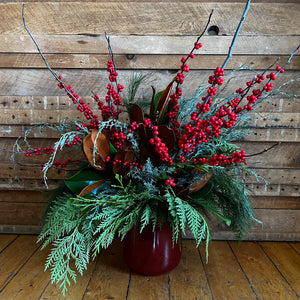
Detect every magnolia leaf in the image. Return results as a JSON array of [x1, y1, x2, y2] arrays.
[[130, 103, 148, 145], [83, 132, 110, 170], [149, 86, 156, 122], [113, 148, 136, 176], [156, 81, 174, 122], [79, 179, 107, 197], [188, 172, 212, 193], [158, 125, 176, 152], [130, 103, 144, 123], [65, 168, 106, 195]]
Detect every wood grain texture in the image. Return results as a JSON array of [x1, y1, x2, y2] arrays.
[[127, 273, 169, 300], [1, 237, 299, 300], [2, 35, 299, 55], [1, 3, 299, 35], [0, 244, 50, 300], [0, 235, 17, 253], [229, 241, 298, 300], [0, 69, 298, 97], [260, 242, 300, 296], [168, 240, 212, 300], [83, 240, 130, 300], [199, 241, 256, 300], [0, 202, 45, 225], [1, 53, 300, 70], [0, 235, 40, 291]]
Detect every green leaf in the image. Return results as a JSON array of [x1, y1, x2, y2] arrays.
[[152, 91, 163, 117], [110, 142, 117, 156], [190, 196, 231, 226], [65, 168, 107, 195]]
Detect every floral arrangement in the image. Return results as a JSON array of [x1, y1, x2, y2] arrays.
[[8, 0, 299, 294]]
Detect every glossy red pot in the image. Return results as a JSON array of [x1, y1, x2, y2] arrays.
[[123, 222, 181, 275]]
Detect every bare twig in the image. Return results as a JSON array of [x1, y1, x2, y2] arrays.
[[22, 4, 96, 121], [245, 142, 280, 158], [222, 0, 251, 69]]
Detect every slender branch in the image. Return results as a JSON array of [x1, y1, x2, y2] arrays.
[[22, 4, 96, 121], [222, 0, 251, 69], [245, 142, 280, 158], [277, 43, 300, 75]]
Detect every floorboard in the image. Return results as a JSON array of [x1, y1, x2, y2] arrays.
[[0, 235, 299, 300]]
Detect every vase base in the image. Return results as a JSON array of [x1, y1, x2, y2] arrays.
[[123, 223, 181, 276]]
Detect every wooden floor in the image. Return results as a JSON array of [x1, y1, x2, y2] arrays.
[[0, 235, 299, 300]]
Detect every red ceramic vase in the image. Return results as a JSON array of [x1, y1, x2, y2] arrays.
[[123, 222, 181, 275]]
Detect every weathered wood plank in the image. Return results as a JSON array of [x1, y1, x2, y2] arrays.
[[0, 164, 66, 180], [207, 208, 300, 241], [2, 35, 299, 56], [250, 209, 300, 234], [247, 168, 299, 185], [260, 242, 300, 296], [247, 183, 300, 198], [0, 244, 50, 300], [229, 241, 298, 300], [84, 240, 130, 300], [1, 3, 299, 35], [289, 242, 300, 254], [0, 69, 298, 98], [2, 0, 300, 3], [0, 225, 41, 234], [0, 235, 17, 253], [168, 240, 212, 300], [198, 241, 256, 300], [127, 273, 169, 300], [0, 202, 45, 225], [1, 53, 299, 71], [252, 196, 300, 209], [1, 95, 299, 113], [242, 128, 300, 143], [0, 235, 40, 291], [0, 190, 48, 203], [239, 142, 300, 168], [249, 112, 300, 128], [212, 231, 300, 241]]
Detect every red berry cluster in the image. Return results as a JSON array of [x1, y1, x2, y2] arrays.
[[112, 159, 143, 170], [192, 151, 247, 167], [111, 130, 128, 149], [164, 178, 176, 187], [40, 158, 80, 170], [92, 61, 124, 121], [166, 41, 203, 133], [107, 60, 118, 82], [56, 75, 99, 128]]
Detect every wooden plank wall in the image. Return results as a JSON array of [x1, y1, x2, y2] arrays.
[[0, 0, 299, 239]]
